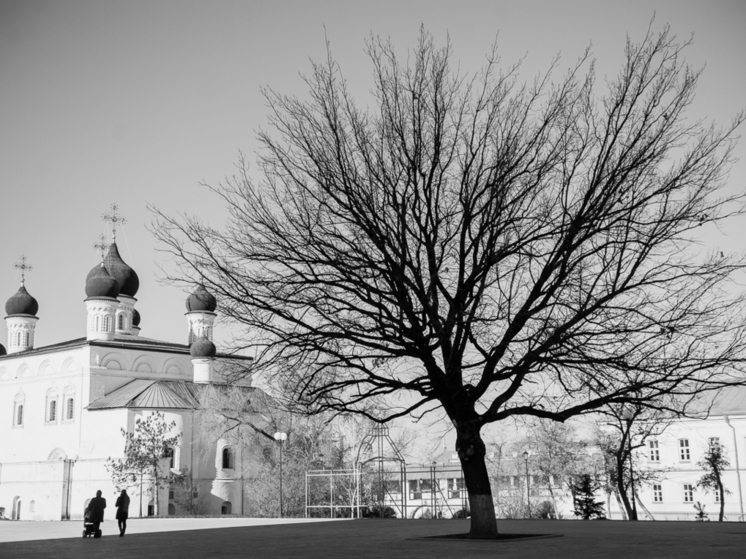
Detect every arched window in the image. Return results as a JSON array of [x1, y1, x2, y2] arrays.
[[14, 392, 25, 427], [221, 501, 232, 515], [66, 397, 74, 420], [222, 446, 234, 469], [103, 315, 111, 332], [21, 331, 29, 346], [95, 315, 100, 331], [118, 313, 124, 330], [48, 400, 57, 422]]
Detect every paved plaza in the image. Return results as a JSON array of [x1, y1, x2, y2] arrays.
[[1, 517, 745, 558]]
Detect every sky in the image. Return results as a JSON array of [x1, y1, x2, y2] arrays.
[[1, 0, 745, 446]]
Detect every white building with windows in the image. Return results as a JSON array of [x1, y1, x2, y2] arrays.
[[0, 241, 254, 521], [607, 389, 746, 521]]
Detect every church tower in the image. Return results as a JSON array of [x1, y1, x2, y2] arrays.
[[185, 284, 217, 344], [4, 256, 39, 354]]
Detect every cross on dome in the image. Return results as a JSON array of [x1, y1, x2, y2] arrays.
[[102, 204, 127, 242], [93, 234, 108, 260], [13, 255, 33, 285]]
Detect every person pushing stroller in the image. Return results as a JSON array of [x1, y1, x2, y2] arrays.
[[83, 490, 107, 538]]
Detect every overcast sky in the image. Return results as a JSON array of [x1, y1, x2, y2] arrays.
[[1, 0, 744, 382]]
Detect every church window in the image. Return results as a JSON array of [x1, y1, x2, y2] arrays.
[[222, 446, 234, 469], [95, 315, 100, 331], [21, 331, 29, 346], [14, 392, 25, 427], [66, 398, 74, 420], [118, 313, 124, 330], [165, 446, 178, 469], [103, 315, 111, 332], [48, 400, 57, 422], [221, 501, 232, 515]]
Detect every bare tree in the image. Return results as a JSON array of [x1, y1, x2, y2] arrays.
[[153, 26, 746, 537], [698, 443, 730, 521], [593, 404, 677, 520]]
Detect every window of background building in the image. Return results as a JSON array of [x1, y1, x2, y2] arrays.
[[683, 484, 694, 503], [648, 440, 660, 462], [48, 400, 57, 422], [679, 439, 690, 461], [66, 397, 74, 420], [653, 484, 663, 502]]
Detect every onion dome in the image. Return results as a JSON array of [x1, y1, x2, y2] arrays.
[[0, 342, 6, 356], [186, 284, 217, 312], [5, 285, 39, 316], [132, 308, 141, 327], [85, 263, 120, 299], [86, 243, 139, 297], [190, 336, 216, 358]]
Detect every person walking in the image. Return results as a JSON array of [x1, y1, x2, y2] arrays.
[[86, 490, 107, 535], [115, 489, 130, 537]]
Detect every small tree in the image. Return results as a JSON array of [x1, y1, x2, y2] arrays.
[[698, 444, 730, 521], [570, 474, 606, 520], [594, 404, 677, 520], [106, 411, 182, 517]]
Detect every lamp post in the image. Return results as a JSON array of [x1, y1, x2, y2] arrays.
[[274, 432, 287, 518], [621, 409, 638, 521], [522, 450, 531, 519]]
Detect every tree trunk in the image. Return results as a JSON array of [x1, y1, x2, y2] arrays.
[[615, 454, 634, 520], [718, 481, 725, 522], [456, 424, 498, 538]]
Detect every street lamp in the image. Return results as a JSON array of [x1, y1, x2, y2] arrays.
[[274, 431, 288, 518], [522, 450, 531, 519], [621, 408, 638, 521]]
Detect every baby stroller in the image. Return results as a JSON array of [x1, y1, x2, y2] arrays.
[[82, 512, 102, 538]]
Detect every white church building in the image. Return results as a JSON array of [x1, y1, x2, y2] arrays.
[[0, 240, 254, 521]]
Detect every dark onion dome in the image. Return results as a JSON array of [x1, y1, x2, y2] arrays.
[[86, 243, 139, 297], [132, 308, 141, 326], [0, 342, 6, 356], [190, 336, 216, 358], [85, 263, 120, 299], [186, 284, 217, 312], [5, 285, 39, 316]]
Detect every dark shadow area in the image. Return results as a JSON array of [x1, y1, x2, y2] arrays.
[[417, 533, 563, 542]]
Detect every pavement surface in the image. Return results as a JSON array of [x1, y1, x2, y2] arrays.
[[1, 517, 745, 558]]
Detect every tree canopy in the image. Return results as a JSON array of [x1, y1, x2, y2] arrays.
[[153, 26, 746, 537]]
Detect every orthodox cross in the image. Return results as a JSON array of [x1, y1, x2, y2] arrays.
[[14, 255, 33, 285], [102, 204, 126, 241], [92, 234, 108, 261]]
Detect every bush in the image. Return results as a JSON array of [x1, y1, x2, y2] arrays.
[[362, 506, 397, 518], [535, 501, 556, 519]]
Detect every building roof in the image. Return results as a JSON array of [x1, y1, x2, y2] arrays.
[[0, 333, 253, 360], [87, 379, 202, 411], [705, 385, 746, 416]]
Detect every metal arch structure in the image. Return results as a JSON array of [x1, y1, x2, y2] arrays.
[[357, 424, 408, 518], [305, 424, 470, 520]]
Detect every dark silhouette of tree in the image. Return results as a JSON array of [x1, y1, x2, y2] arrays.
[[152, 26, 746, 537], [698, 443, 730, 521], [570, 473, 606, 520]]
